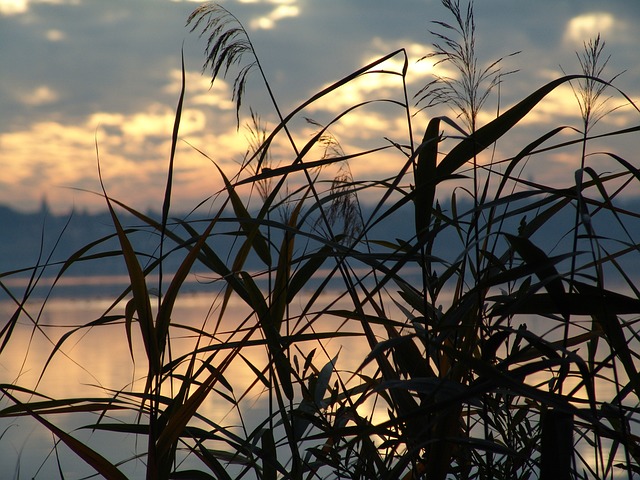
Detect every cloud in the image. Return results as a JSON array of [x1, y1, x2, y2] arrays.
[[17, 85, 59, 106], [163, 69, 236, 109], [0, 100, 252, 212], [0, 0, 77, 16], [305, 40, 438, 115], [2, 0, 640, 216], [249, 4, 299, 30], [0, 120, 98, 197], [175, 0, 300, 29], [45, 28, 66, 41], [500, 72, 637, 130], [239, 0, 297, 4], [0, 0, 26, 15], [92, 104, 207, 140], [508, 84, 583, 126], [563, 13, 617, 46]]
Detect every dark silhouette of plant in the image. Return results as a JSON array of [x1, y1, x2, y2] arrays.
[[415, 0, 519, 134]]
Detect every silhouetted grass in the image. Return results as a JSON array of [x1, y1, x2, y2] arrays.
[[2, 1, 640, 479]]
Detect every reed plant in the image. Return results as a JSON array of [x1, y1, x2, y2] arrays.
[[2, 1, 640, 478]]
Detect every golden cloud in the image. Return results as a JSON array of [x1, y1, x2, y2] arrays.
[[17, 85, 59, 106], [563, 13, 617, 46], [92, 104, 206, 140], [307, 39, 446, 116], [0, 0, 78, 16], [164, 69, 236, 109], [0, 102, 251, 212], [45, 28, 66, 41], [0, 0, 27, 15], [249, 4, 299, 30]]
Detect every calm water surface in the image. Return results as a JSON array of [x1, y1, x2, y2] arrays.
[[0, 281, 380, 479], [0, 275, 636, 478]]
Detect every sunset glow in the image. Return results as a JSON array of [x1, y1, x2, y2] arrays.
[[1, 1, 638, 213]]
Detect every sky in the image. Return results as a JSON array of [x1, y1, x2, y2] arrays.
[[1, 0, 639, 214]]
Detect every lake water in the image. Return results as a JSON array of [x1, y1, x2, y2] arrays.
[[0, 274, 636, 478], [0, 276, 388, 479]]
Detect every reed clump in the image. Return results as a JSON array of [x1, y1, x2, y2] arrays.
[[2, 1, 640, 479]]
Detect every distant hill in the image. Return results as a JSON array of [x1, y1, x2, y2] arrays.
[[1, 204, 227, 277], [2, 196, 639, 298]]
